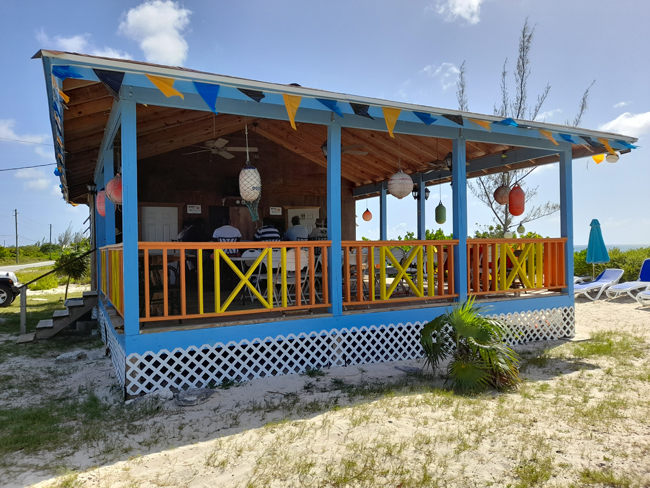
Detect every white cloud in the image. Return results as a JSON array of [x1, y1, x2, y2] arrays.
[[34, 146, 54, 159], [420, 62, 460, 90], [118, 0, 192, 66], [395, 80, 411, 101], [431, 0, 484, 24], [0, 119, 53, 159], [535, 108, 562, 122], [25, 179, 50, 190], [614, 101, 630, 109], [599, 112, 650, 138], [36, 29, 132, 59], [52, 184, 63, 197], [14, 168, 50, 191]]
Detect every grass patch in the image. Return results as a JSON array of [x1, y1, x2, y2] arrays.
[[570, 331, 646, 360], [579, 467, 632, 487]]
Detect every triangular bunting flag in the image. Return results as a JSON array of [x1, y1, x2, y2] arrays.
[[615, 140, 638, 150], [382, 107, 401, 137], [469, 119, 491, 131], [93, 69, 125, 100], [316, 98, 343, 117], [598, 138, 616, 155], [57, 89, 70, 104], [145, 74, 184, 99], [193, 81, 220, 113], [442, 114, 463, 126], [581, 136, 604, 148], [238, 88, 265, 102], [283, 94, 302, 130], [496, 117, 518, 127], [350, 103, 373, 119], [413, 111, 437, 125], [559, 133, 578, 144], [592, 154, 605, 164], [538, 129, 559, 145], [52, 65, 83, 80]]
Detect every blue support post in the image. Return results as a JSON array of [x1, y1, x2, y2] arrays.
[[327, 123, 343, 317], [416, 173, 426, 240], [380, 181, 387, 241], [103, 148, 116, 246], [121, 100, 140, 337], [452, 137, 468, 302], [95, 168, 106, 283], [559, 150, 574, 295]]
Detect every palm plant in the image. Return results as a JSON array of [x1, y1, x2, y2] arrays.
[[420, 298, 522, 391], [55, 248, 90, 300]]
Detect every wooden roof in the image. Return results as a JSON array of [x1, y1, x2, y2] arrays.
[[62, 80, 611, 204]]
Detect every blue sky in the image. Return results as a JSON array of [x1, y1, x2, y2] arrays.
[[1, 0, 649, 247]]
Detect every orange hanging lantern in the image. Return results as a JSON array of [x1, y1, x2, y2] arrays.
[[362, 209, 372, 221], [494, 185, 510, 205], [106, 173, 123, 205], [96, 190, 106, 217], [508, 184, 525, 216]]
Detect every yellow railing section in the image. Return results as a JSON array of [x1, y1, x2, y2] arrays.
[[342, 240, 458, 306], [99, 244, 124, 317], [467, 238, 567, 295], [138, 241, 330, 322]]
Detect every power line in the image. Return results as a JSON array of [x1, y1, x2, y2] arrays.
[[0, 163, 56, 172], [0, 136, 53, 146]]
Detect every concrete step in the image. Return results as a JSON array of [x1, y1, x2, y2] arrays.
[[36, 319, 53, 329], [16, 332, 36, 344], [53, 309, 69, 318], [64, 298, 85, 308], [83, 290, 98, 297]]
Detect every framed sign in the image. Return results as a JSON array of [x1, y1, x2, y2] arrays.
[[269, 206, 282, 216], [187, 205, 202, 214]]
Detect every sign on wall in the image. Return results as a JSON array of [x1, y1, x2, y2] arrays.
[[269, 206, 282, 216], [187, 205, 202, 214]]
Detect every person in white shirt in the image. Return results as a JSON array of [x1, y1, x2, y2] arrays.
[[212, 218, 242, 241], [284, 216, 309, 241], [309, 218, 327, 240]]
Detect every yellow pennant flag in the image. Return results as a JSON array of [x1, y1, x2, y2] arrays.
[[592, 154, 605, 164], [145, 74, 184, 99], [598, 138, 616, 155], [282, 94, 302, 130], [57, 89, 70, 104], [382, 107, 401, 137], [538, 129, 559, 145], [469, 118, 491, 131]]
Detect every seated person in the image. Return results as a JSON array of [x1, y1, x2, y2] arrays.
[[309, 218, 327, 240], [177, 218, 208, 242], [212, 218, 242, 241], [255, 216, 281, 241], [284, 215, 309, 241]]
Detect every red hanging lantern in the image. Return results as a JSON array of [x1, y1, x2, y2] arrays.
[[106, 173, 123, 205], [362, 209, 372, 221], [96, 190, 106, 217], [508, 184, 525, 216], [494, 185, 510, 205]]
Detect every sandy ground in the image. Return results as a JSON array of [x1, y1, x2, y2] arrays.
[[6, 297, 650, 487], [26, 284, 91, 296]]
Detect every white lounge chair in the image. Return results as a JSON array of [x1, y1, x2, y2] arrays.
[[636, 288, 650, 307], [574, 268, 624, 301], [605, 259, 650, 300]]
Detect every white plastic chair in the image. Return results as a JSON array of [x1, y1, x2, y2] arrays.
[[636, 287, 650, 307], [574, 269, 624, 301], [274, 248, 309, 306], [606, 259, 650, 300]]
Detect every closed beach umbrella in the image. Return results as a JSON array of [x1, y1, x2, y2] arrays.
[[586, 219, 610, 279]]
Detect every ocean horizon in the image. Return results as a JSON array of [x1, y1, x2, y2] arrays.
[[574, 244, 649, 253]]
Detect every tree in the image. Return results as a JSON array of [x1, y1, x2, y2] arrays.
[[55, 248, 90, 300], [57, 223, 74, 248], [457, 18, 576, 235]]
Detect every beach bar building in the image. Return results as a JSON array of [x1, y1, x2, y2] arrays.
[[36, 50, 638, 396]]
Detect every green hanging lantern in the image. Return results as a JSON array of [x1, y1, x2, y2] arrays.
[[435, 201, 446, 224], [517, 224, 525, 234]]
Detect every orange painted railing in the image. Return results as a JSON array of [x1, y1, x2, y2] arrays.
[[138, 241, 330, 322], [466, 238, 567, 295], [341, 240, 458, 306], [99, 244, 124, 317]]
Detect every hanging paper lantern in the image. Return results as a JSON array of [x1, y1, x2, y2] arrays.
[[435, 202, 446, 224], [606, 153, 619, 163], [239, 165, 262, 202], [508, 184, 525, 216], [387, 170, 413, 199], [106, 173, 123, 205], [96, 190, 106, 218], [517, 224, 525, 234], [494, 185, 510, 205], [362, 209, 372, 221], [504, 231, 514, 239]]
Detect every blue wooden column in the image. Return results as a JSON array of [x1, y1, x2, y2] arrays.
[[95, 168, 106, 283], [327, 123, 343, 316], [103, 148, 116, 246], [380, 181, 387, 241], [452, 137, 468, 302], [559, 149, 574, 295], [416, 173, 426, 240], [121, 100, 140, 337]]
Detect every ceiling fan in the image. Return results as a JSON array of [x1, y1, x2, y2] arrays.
[[183, 138, 258, 160], [321, 141, 369, 157]]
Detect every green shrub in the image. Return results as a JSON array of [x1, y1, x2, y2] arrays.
[[27, 274, 59, 291], [15, 267, 59, 291], [574, 247, 650, 281]]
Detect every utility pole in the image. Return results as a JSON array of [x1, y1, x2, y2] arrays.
[[49, 224, 53, 259], [14, 209, 18, 264]]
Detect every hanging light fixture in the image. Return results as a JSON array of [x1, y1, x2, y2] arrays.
[[435, 173, 446, 224], [362, 208, 372, 221], [444, 151, 453, 170], [494, 185, 510, 205], [387, 137, 413, 199], [411, 185, 430, 200], [96, 190, 106, 218], [606, 153, 619, 163], [239, 125, 262, 202], [105, 173, 123, 205], [517, 223, 526, 234]]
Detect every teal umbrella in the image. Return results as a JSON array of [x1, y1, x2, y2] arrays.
[[586, 219, 610, 279]]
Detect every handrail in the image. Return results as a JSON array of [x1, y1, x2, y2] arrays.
[[18, 247, 96, 289], [138, 241, 328, 249]]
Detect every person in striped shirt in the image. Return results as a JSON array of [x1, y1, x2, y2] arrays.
[[255, 216, 281, 241]]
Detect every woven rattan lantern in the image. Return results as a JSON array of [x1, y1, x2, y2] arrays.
[[105, 173, 122, 205], [494, 185, 510, 205], [96, 190, 106, 218], [508, 184, 525, 216], [239, 166, 261, 202], [388, 170, 413, 199]]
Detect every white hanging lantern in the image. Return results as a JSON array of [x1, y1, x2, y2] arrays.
[[387, 170, 413, 199], [494, 185, 510, 205], [239, 166, 261, 202]]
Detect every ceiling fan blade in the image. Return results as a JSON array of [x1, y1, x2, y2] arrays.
[[224, 147, 258, 152], [214, 138, 229, 148], [183, 149, 210, 155], [344, 150, 368, 155], [217, 150, 235, 160]]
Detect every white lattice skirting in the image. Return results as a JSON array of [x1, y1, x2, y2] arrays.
[[123, 306, 574, 396], [96, 306, 126, 389]]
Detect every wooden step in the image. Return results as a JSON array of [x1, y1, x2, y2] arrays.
[[64, 298, 85, 308], [53, 309, 70, 318], [16, 332, 36, 344], [36, 319, 53, 330], [83, 290, 98, 297]]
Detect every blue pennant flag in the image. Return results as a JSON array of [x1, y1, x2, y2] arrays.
[[52, 65, 83, 80], [413, 111, 437, 125], [615, 140, 638, 150], [316, 98, 343, 117], [194, 82, 220, 113], [496, 117, 518, 127], [559, 133, 578, 144]]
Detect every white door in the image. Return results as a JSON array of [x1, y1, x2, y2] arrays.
[[141, 206, 178, 242]]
